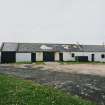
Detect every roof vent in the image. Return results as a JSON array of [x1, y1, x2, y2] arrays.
[[62, 45, 69, 49], [40, 45, 52, 50], [73, 45, 78, 48]]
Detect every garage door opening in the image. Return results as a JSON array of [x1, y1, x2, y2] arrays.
[[59, 53, 63, 61], [31, 53, 36, 62], [91, 54, 95, 62], [43, 52, 54, 62], [1, 52, 16, 63], [75, 56, 88, 62]]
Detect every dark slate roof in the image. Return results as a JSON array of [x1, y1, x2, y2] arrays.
[[17, 43, 81, 52], [2, 42, 18, 52], [82, 45, 105, 52], [1, 42, 105, 52]]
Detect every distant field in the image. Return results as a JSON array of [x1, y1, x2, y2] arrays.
[[0, 74, 95, 105]]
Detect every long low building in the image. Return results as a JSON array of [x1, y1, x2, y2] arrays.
[[0, 42, 105, 63]]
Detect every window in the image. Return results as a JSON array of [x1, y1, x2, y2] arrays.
[[101, 54, 105, 58], [72, 53, 75, 57]]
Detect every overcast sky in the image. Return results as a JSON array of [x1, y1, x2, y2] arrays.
[[0, 0, 105, 44]]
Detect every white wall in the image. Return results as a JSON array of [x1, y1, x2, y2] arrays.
[[63, 52, 75, 61], [16, 53, 31, 62], [0, 52, 1, 63], [92, 52, 105, 62], [16, 52, 105, 62], [73, 52, 91, 61], [63, 52, 105, 62], [36, 52, 43, 61], [55, 52, 59, 61], [72, 52, 105, 62]]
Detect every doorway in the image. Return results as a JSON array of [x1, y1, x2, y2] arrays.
[[91, 54, 95, 62], [31, 53, 36, 62], [59, 53, 63, 61], [1, 52, 16, 63], [75, 56, 88, 62], [43, 52, 54, 61]]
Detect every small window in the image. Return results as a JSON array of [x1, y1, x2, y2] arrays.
[[72, 53, 75, 57], [101, 54, 105, 58]]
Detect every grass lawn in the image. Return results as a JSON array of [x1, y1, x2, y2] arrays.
[[0, 74, 96, 105], [59, 61, 105, 64], [12, 61, 105, 65], [16, 61, 33, 64], [16, 61, 45, 65]]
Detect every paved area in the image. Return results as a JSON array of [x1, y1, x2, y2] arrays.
[[0, 63, 105, 105]]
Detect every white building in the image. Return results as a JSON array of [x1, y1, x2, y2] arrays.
[[1, 42, 105, 63]]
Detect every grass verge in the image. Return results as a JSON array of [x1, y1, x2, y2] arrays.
[[35, 61, 45, 65], [59, 61, 105, 64], [0, 74, 96, 105], [16, 61, 33, 64]]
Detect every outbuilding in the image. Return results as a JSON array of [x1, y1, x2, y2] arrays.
[[1, 43, 18, 63], [1, 42, 105, 63]]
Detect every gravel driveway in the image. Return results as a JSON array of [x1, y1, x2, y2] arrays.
[[0, 63, 105, 105]]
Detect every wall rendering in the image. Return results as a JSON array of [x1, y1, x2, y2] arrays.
[[63, 52, 75, 61], [72, 52, 105, 62], [62, 52, 105, 62], [16, 53, 31, 62], [55, 52, 59, 61], [36, 52, 43, 61]]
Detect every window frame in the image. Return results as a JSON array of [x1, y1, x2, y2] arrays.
[[101, 54, 105, 59], [72, 53, 75, 57]]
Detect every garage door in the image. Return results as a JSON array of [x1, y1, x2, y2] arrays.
[[1, 52, 16, 63], [43, 52, 54, 61], [75, 56, 88, 62]]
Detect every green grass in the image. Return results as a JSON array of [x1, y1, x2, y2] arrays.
[[35, 61, 45, 65], [15, 61, 105, 65], [16, 61, 33, 64], [0, 74, 96, 105], [16, 61, 45, 65], [59, 61, 105, 64]]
